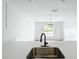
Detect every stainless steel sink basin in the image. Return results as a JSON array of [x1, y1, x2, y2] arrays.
[[26, 47, 65, 59]]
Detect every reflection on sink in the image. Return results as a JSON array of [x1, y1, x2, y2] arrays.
[[26, 47, 65, 59]]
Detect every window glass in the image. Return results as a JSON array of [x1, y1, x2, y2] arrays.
[[43, 24, 54, 36]]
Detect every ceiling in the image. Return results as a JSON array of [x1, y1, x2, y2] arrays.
[[8, 0, 77, 21]]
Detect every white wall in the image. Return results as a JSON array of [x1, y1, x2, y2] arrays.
[[64, 16, 77, 41], [2, 0, 77, 41]]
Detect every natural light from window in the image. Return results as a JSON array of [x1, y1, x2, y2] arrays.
[[43, 24, 54, 37]]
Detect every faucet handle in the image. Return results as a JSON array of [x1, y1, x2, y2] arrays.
[[45, 42, 48, 45]]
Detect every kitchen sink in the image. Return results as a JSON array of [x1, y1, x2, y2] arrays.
[[26, 47, 65, 59]]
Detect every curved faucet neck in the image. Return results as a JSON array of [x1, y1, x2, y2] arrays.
[[40, 33, 48, 47], [40, 33, 46, 42]]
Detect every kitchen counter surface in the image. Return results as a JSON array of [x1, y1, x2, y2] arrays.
[[2, 41, 77, 59]]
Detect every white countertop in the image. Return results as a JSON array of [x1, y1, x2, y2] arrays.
[[2, 41, 77, 59]]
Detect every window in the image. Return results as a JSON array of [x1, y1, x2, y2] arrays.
[[43, 24, 54, 37]]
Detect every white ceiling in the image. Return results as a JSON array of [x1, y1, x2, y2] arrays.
[[8, 0, 77, 21]]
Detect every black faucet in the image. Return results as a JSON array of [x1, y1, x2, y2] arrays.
[[40, 33, 48, 47]]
